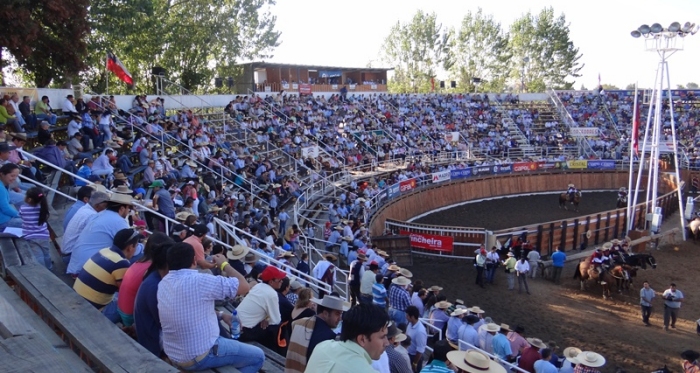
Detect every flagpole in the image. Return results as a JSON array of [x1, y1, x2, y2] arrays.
[[626, 84, 638, 231]]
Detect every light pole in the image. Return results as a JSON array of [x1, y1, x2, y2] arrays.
[[521, 57, 529, 93], [627, 22, 698, 239]]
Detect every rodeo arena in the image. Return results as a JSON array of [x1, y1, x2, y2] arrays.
[[4, 24, 700, 373]]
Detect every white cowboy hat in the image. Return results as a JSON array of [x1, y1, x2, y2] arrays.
[[399, 268, 413, 278], [334, 226, 344, 231], [392, 276, 411, 286], [500, 323, 511, 332], [611, 239, 620, 244], [484, 323, 500, 333], [562, 347, 582, 360], [447, 350, 506, 373], [468, 306, 485, 314], [226, 245, 249, 261], [394, 333, 407, 343], [311, 295, 351, 311], [387, 264, 400, 271], [427, 285, 443, 292], [571, 351, 606, 367], [435, 301, 452, 309], [527, 337, 547, 349], [507, 252, 514, 257], [568, 184, 574, 188], [108, 192, 135, 206], [450, 308, 468, 317], [602, 242, 613, 250], [111, 185, 133, 195]]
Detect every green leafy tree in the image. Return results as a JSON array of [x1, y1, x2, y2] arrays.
[[601, 84, 619, 90], [508, 7, 583, 92], [687, 82, 699, 89], [381, 11, 453, 93], [625, 83, 636, 90], [0, 0, 90, 87], [677, 84, 686, 89], [84, 0, 280, 94], [449, 8, 511, 93]]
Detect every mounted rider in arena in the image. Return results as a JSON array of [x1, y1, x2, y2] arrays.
[[567, 183, 577, 202], [590, 242, 612, 280], [618, 187, 628, 202]]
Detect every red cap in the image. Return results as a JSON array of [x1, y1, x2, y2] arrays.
[[260, 266, 286, 282]]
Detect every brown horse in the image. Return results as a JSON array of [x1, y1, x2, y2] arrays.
[[559, 191, 582, 211], [610, 264, 637, 292], [574, 259, 621, 299]]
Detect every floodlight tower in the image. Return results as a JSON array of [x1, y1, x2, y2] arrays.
[[627, 22, 698, 238]]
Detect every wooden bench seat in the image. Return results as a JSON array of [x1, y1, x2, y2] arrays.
[[7, 263, 179, 373]]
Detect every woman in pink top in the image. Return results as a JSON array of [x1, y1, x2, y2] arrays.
[[117, 232, 173, 327]]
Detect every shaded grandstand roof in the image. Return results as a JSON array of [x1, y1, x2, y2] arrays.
[[239, 61, 393, 73]]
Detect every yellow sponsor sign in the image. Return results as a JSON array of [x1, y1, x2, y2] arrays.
[[566, 160, 588, 169]]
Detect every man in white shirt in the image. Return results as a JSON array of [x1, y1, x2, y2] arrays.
[[662, 283, 684, 331], [405, 305, 427, 371], [236, 265, 286, 348], [60, 191, 109, 266], [62, 95, 79, 115], [360, 262, 379, 304], [515, 257, 531, 295], [457, 315, 480, 350]]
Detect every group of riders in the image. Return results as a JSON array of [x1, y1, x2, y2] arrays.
[[589, 238, 631, 277], [564, 183, 628, 205]]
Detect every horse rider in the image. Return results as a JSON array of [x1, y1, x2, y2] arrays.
[[609, 239, 626, 264], [567, 183, 577, 202], [618, 187, 628, 201]]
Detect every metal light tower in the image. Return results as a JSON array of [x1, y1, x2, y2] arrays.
[[627, 22, 698, 238]]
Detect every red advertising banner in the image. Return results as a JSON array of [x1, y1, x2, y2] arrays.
[[400, 230, 454, 252], [512, 162, 539, 172], [299, 83, 312, 94], [399, 178, 416, 193]]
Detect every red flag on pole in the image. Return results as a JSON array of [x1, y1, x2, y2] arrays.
[[106, 52, 133, 85]]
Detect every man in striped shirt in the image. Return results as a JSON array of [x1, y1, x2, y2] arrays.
[[73, 228, 142, 323], [372, 273, 388, 310]]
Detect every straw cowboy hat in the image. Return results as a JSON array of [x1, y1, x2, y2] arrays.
[[186, 160, 197, 167], [209, 206, 222, 213], [435, 301, 452, 310], [357, 253, 367, 261], [602, 242, 613, 250], [387, 264, 400, 272], [468, 306, 485, 314], [324, 253, 337, 261], [507, 252, 514, 257], [244, 252, 258, 264], [175, 212, 193, 221], [447, 350, 506, 373], [450, 308, 468, 317], [484, 323, 500, 333], [111, 185, 133, 194], [9, 132, 27, 141], [226, 245, 249, 261], [394, 333, 407, 343], [427, 285, 443, 292], [399, 268, 413, 278], [392, 276, 411, 286], [611, 239, 620, 244], [278, 251, 294, 258], [563, 347, 581, 360], [114, 172, 128, 181], [311, 295, 351, 312], [378, 250, 389, 257], [108, 192, 135, 206], [527, 338, 547, 349], [342, 236, 354, 242], [500, 323, 511, 332], [571, 351, 606, 367], [334, 226, 344, 231], [568, 183, 574, 188]]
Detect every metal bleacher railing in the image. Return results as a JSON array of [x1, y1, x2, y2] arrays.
[[546, 88, 597, 159], [20, 149, 333, 296]]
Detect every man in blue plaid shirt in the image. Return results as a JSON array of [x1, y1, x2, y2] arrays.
[[389, 276, 412, 326]]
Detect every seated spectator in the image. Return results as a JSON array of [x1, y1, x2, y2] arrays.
[[67, 192, 133, 275], [18, 96, 35, 130], [37, 120, 52, 145], [67, 132, 92, 160], [73, 228, 143, 323], [75, 158, 93, 186], [157, 242, 264, 372], [305, 303, 389, 373], [183, 223, 215, 270], [34, 96, 57, 125], [63, 185, 94, 229], [61, 190, 109, 265], [91, 148, 115, 177], [0, 97, 20, 133], [0, 163, 23, 229], [62, 95, 79, 116], [237, 265, 286, 348]]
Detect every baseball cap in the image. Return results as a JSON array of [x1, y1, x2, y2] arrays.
[[172, 224, 188, 234], [259, 266, 286, 282], [113, 228, 144, 250], [149, 180, 164, 188], [192, 224, 208, 237], [289, 280, 303, 290]]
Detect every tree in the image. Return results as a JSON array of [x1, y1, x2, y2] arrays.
[[508, 7, 583, 92], [677, 84, 686, 89], [687, 82, 699, 89], [0, 0, 90, 87], [83, 0, 281, 94], [381, 11, 453, 93], [601, 84, 619, 90], [449, 8, 511, 93], [625, 83, 636, 90]]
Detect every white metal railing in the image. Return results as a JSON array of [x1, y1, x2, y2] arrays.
[[547, 88, 597, 158], [457, 340, 528, 373]]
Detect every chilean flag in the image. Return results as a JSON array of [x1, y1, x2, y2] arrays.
[[106, 52, 133, 85]]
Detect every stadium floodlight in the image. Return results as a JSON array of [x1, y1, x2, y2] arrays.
[[627, 20, 697, 240]]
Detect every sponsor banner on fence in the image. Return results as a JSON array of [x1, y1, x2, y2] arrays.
[[571, 127, 600, 137], [399, 178, 416, 193], [301, 145, 319, 158], [492, 164, 512, 174], [513, 162, 539, 172], [298, 83, 312, 94], [472, 165, 493, 177], [432, 170, 451, 183], [399, 230, 454, 252], [566, 160, 588, 169], [388, 184, 400, 199], [586, 160, 616, 170], [538, 161, 563, 170], [450, 168, 473, 180]]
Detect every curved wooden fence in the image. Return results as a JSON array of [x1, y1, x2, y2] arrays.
[[372, 170, 682, 258]]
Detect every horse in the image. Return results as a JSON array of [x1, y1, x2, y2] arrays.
[[559, 191, 582, 211], [610, 264, 637, 292], [574, 259, 619, 298], [625, 253, 657, 270], [616, 195, 627, 208]]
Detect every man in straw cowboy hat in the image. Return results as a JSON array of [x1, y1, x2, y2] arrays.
[[305, 303, 390, 373], [348, 252, 367, 305], [447, 307, 467, 344], [492, 324, 513, 364], [389, 276, 412, 326], [67, 191, 135, 275], [570, 351, 605, 373], [457, 315, 480, 350], [381, 322, 412, 373], [447, 349, 506, 373], [518, 337, 546, 372], [559, 347, 581, 373], [285, 295, 351, 373]]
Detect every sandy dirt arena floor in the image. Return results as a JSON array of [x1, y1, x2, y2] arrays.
[[405, 235, 697, 372]]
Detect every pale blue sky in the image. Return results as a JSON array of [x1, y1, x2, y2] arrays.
[[265, 0, 700, 89]]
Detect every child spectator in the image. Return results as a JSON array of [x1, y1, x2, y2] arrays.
[[20, 187, 51, 269]]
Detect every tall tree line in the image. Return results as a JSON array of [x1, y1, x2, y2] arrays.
[[1, 0, 280, 93], [381, 7, 583, 94]]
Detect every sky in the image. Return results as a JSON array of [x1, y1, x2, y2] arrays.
[[263, 0, 700, 90]]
